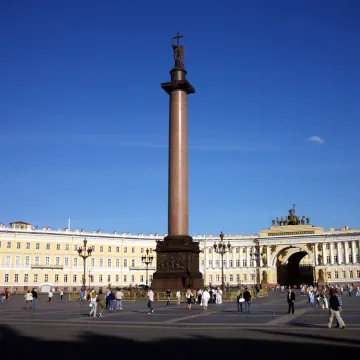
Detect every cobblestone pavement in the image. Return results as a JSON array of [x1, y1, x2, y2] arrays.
[[1, 291, 360, 356]]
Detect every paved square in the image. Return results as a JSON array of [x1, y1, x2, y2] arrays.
[[1, 291, 360, 356]]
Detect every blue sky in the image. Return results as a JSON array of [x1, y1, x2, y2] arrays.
[[1, 0, 359, 236]]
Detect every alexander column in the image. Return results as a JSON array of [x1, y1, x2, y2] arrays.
[[152, 33, 204, 290]]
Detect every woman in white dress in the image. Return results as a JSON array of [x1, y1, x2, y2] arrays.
[[89, 292, 97, 317], [216, 287, 223, 304], [202, 289, 210, 311]]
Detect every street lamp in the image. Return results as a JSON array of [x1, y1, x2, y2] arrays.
[[213, 231, 232, 292], [141, 248, 154, 287], [77, 238, 93, 292], [252, 239, 261, 288]]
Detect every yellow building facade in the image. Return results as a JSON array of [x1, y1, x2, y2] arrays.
[[0, 221, 359, 292]]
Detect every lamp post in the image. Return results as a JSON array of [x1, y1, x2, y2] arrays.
[[77, 238, 93, 292], [141, 248, 154, 287], [252, 239, 261, 288], [213, 231, 232, 292]]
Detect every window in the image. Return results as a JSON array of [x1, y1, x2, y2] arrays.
[[326, 243, 330, 250], [124, 275, 127, 282], [91, 258, 95, 267], [107, 259, 112, 267], [132, 247, 135, 254], [100, 246, 103, 252], [116, 247, 120, 253], [15, 256, 20, 265], [74, 245, 78, 251], [243, 248, 246, 254], [349, 255, 353, 262], [140, 275, 144, 282], [116, 274, 119, 282], [326, 255, 330, 264], [36, 243, 40, 250], [335, 271, 339, 279], [350, 271, 353, 278], [34, 274, 38, 283], [107, 275, 111, 282], [124, 247, 127, 253], [209, 274, 213, 282], [236, 248, 239, 253], [25, 256, 30, 266], [14, 274, 19, 282], [215, 260, 219, 268], [236, 259, 240, 267], [249, 259, 254, 267], [216, 274, 220, 282], [201, 260, 205, 268], [334, 255, 338, 263], [55, 274, 59, 282], [208, 260, 213, 267], [92, 246, 95, 251], [149, 248, 153, 254], [141, 248, 144, 254], [46, 244, 50, 250], [64, 257, 69, 267], [100, 258, 104, 267], [7, 242, 11, 249], [65, 244, 69, 250], [5, 274, 9, 282], [243, 274, 247, 281], [99, 274, 103, 282], [17, 242, 21, 249], [229, 260, 233, 267], [357, 270, 360, 278], [327, 271, 331, 279], [64, 274, 68, 283], [131, 275, 135, 283], [242, 259, 247, 267], [208, 248, 212, 254], [35, 256, 40, 265], [230, 274, 233, 281], [108, 246, 111, 252], [56, 244, 60, 250], [124, 259, 128, 267], [45, 256, 50, 265], [236, 274, 240, 282], [55, 257, 60, 266], [26, 242, 30, 249], [116, 259, 120, 268], [73, 258, 78, 266], [356, 254, 359, 262], [250, 273, 254, 281], [90, 275, 94, 282], [131, 259, 135, 267], [6, 256, 10, 266], [73, 274, 77, 282], [0, 241, 1, 248]]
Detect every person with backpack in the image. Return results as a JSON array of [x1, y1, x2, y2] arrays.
[[327, 288, 345, 329]]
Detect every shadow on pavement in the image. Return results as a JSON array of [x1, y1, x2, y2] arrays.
[[1, 324, 360, 358]]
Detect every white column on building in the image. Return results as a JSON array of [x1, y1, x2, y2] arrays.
[[314, 243, 318, 266], [239, 247, 243, 268], [246, 247, 250, 267], [212, 247, 215, 269], [226, 251, 229, 268], [351, 241, 356, 264], [344, 242, 349, 264], [259, 246, 263, 267], [322, 243, 327, 265], [232, 247, 236, 268], [336, 242, 341, 264], [330, 243, 334, 265], [266, 246, 270, 267]]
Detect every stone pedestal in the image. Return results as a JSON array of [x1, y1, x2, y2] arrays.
[[152, 235, 203, 290]]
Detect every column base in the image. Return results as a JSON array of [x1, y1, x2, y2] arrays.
[[151, 235, 204, 291]]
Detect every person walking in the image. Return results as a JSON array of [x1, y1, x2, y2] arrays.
[[356, 286, 360, 296], [236, 288, 244, 314], [287, 287, 295, 314], [327, 288, 345, 329], [48, 290, 53, 302], [202, 288, 210, 311], [147, 288, 154, 314], [186, 289, 192, 310], [115, 288, 123, 310], [96, 289, 106, 318], [107, 290, 115, 310], [24, 290, 33, 310], [31, 288, 38, 309], [335, 288, 343, 328], [197, 289, 203, 305], [60, 289, 64, 300], [176, 290, 181, 305], [166, 289, 171, 306], [348, 284, 353, 297], [243, 287, 252, 313], [89, 292, 97, 317]]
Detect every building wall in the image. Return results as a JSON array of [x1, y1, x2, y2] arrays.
[[0, 224, 359, 292]]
